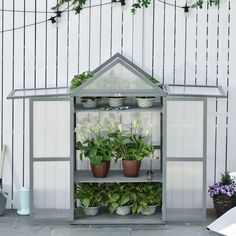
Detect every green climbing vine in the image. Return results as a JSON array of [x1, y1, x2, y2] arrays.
[[52, 0, 220, 15]]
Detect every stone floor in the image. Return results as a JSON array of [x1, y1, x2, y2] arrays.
[[0, 210, 222, 236]]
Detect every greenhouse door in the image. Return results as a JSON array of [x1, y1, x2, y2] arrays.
[[30, 97, 73, 221], [163, 97, 207, 221]]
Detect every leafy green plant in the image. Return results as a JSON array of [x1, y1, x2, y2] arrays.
[[107, 120, 155, 161], [131, 183, 162, 214], [75, 183, 103, 207], [104, 183, 135, 213], [220, 171, 233, 185], [70, 71, 93, 90], [75, 122, 114, 165]]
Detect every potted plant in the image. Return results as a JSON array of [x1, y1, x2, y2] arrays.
[[208, 171, 236, 217], [75, 183, 102, 216], [70, 71, 100, 108], [136, 97, 156, 108], [109, 120, 154, 177], [76, 123, 114, 178], [136, 77, 161, 108], [142, 183, 162, 215], [108, 97, 125, 108], [104, 183, 134, 215]]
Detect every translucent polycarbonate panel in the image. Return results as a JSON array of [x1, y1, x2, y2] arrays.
[[33, 101, 70, 158], [83, 62, 153, 90], [33, 161, 70, 212], [8, 87, 69, 99], [167, 85, 223, 97], [166, 100, 204, 158], [166, 161, 203, 220]]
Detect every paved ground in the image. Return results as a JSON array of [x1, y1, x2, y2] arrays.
[[0, 210, 222, 236]]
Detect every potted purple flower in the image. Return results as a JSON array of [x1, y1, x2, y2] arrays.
[[208, 171, 236, 217]]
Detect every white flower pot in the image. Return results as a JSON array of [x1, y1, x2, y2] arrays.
[[81, 98, 98, 108], [116, 205, 131, 215], [141, 205, 157, 215], [83, 206, 99, 216], [136, 97, 155, 108], [109, 97, 124, 108]]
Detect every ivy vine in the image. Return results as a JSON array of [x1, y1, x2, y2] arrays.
[[52, 0, 220, 15]]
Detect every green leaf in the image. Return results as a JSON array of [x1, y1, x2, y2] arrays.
[[81, 198, 90, 207], [120, 194, 130, 206]]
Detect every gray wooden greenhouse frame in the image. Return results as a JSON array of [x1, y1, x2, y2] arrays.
[[7, 53, 226, 224]]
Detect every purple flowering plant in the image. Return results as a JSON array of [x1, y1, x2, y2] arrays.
[[208, 171, 236, 198]]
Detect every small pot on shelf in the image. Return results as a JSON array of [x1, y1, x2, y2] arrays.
[[141, 205, 158, 215], [122, 160, 141, 177], [81, 97, 99, 108], [116, 205, 132, 215], [83, 206, 99, 216], [90, 161, 111, 178], [136, 97, 155, 108], [108, 97, 125, 108]]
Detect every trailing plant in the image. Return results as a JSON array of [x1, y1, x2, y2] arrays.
[[131, 183, 162, 214], [52, 0, 220, 16], [107, 120, 155, 161], [52, 0, 87, 14], [104, 183, 135, 213], [75, 122, 114, 165], [70, 71, 93, 90], [75, 183, 103, 207]]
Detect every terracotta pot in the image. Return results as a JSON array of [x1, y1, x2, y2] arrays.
[[122, 160, 141, 177], [90, 161, 110, 178]]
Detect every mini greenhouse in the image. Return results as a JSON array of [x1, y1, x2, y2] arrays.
[[8, 53, 226, 224]]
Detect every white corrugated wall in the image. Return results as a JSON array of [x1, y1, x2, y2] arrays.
[[0, 0, 236, 209]]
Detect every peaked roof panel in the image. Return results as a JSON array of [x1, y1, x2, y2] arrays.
[[71, 53, 166, 97]]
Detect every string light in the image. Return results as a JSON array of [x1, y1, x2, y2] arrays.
[[0, 0, 212, 34]]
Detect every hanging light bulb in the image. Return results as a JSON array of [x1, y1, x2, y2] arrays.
[[49, 16, 57, 24], [120, 0, 126, 6], [183, 2, 190, 17]]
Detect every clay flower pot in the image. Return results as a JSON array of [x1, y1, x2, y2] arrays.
[[90, 161, 110, 178], [122, 160, 141, 177]]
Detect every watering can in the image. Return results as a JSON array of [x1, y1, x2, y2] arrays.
[[17, 187, 30, 215]]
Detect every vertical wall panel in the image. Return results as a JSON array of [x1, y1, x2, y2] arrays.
[[122, 0, 133, 60], [68, 11, 79, 80], [153, 0, 164, 83], [79, 1, 90, 72], [163, 0, 175, 84], [58, 5, 69, 87], [196, 5, 208, 85], [185, 9, 197, 85], [132, 8, 143, 69], [174, 0, 186, 84], [2, 0, 13, 209], [46, 0, 57, 87], [90, 0, 101, 70], [228, 0, 236, 172], [100, 0, 112, 62], [12, 0, 24, 207], [215, 1, 229, 180], [111, 3, 122, 55]]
